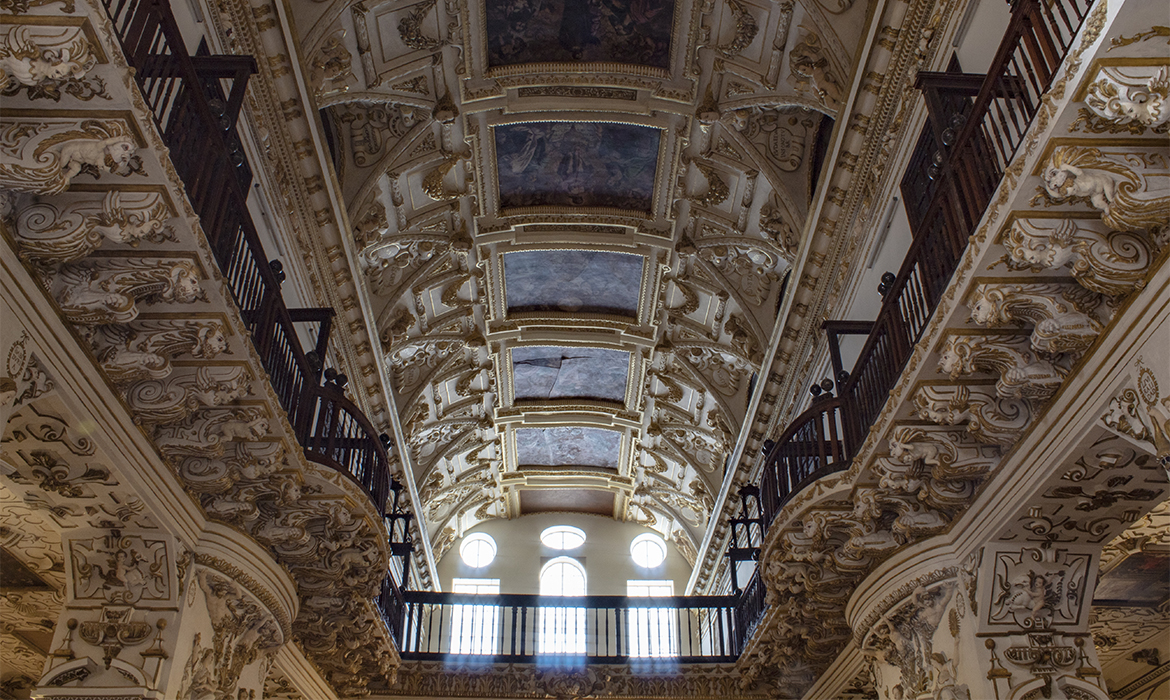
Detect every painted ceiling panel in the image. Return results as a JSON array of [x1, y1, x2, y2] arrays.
[[512, 346, 630, 402], [520, 488, 616, 516], [494, 122, 660, 211], [484, 0, 675, 68], [503, 250, 643, 316], [515, 426, 622, 469]]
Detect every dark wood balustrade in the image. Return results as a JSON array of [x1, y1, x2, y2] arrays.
[[393, 589, 747, 662], [756, 0, 1092, 522], [101, 0, 392, 517]]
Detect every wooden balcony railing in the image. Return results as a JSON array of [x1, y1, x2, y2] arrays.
[[391, 589, 748, 662], [102, 0, 392, 517], [759, 396, 850, 526], [755, 0, 1092, 521]]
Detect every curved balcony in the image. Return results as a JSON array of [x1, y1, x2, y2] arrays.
[[102, 0, 392, 516], [758, 396, 850, 527]]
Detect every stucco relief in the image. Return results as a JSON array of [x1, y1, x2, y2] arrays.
[[937, 333, 1068, 401], [88, 319, 230, 384], [68, 532, 169, 605], [52, 257, 206, 326], [988, 547, 1092, 631], [0, 118, 142, 195], [123, 365, 253, 427], [12, 190, 175, 266], [0, 24, 102, 100], [911, 384, 1033, 447], [179, 569, 282, 700], [1000, 217, 1156, 297], [1082, 65, 1170, 132], [965, 281, 1107, 355], [1036, 145, 1170, 240]]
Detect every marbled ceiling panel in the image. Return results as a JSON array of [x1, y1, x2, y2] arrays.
[[484, 0, 675, 69], [494, 122, 660, 211], [1094, 552, 1170, 608], [515, 426, 622, 469], [512, 346, 630, 402], [503, 249, 643, 316]]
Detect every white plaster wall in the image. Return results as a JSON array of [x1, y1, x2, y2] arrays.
[[436, 512, 692, 596]]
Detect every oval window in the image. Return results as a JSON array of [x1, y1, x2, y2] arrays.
[[459, 533, 497, 568], [630, 533, 667, 568], [540, 525, 586, 550]]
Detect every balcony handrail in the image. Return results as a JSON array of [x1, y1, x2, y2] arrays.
[[388, 584, 755, 662], [758, 396, 849, 527], [102, 0, 392, 516], [403, 591, 741, 608]]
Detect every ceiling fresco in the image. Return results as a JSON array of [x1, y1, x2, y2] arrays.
[[484, 0, 677, 68], [503, 250, 645, 316], [494, 122, 661, 211], [293, 0, 869, 581], [511, 346, 630, 402]]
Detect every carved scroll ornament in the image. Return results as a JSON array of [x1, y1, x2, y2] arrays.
[[0, 118, 142, 195], [14, 190, 174, 265]]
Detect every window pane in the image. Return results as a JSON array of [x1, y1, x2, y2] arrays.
[[541, 525, 586, 550], [628, 580, 676, 658], [450, 578, 499, 655], [539, 558, 586, 654]]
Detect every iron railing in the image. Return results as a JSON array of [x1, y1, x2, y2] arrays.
[[101, 0, 392, 516], [755, 0, 1092, 519]]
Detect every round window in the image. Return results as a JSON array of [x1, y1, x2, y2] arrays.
[[459, 533, 497, 568], [630, 533, 667, 568], [541, 525, 586, 550]]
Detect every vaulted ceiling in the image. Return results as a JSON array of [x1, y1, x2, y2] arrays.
[[287, 0, 872, 569]]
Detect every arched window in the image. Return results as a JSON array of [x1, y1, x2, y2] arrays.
[[539, 557, 586, 654]]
